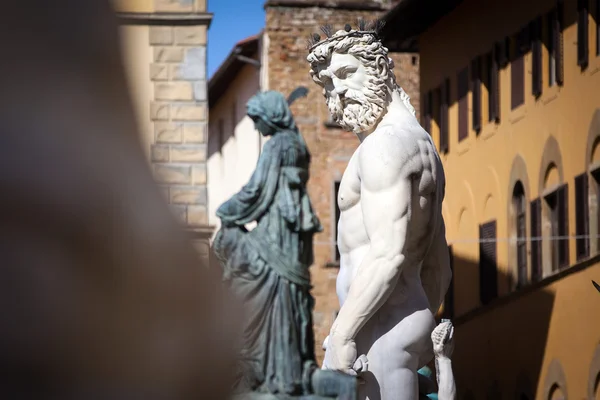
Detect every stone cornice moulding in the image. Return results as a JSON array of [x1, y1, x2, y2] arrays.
[[116, 12, 213, 27]]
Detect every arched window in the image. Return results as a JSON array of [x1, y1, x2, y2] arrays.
[[513, 182, 527, 287]]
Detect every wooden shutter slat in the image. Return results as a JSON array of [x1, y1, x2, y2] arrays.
[[472, 57, 482, 133], [530, 198, 542, 282], [442, 245, 454, 319], [440, 80, 450, 153], [578, 0, 589, 68], [422, 90, 432, 133], [458, 67, 469, 141], [532, 17, 543, 97], [556, 0, 565, 85], [575, 173, 590, 260], [557, 184, 569, 268], [490, 49, 500, 122], [479, 220, 498, 305]]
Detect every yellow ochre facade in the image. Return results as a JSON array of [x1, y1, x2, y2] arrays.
[[382, 0, 600, 398]]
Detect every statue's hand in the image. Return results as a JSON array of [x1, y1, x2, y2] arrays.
[[432, 320, 454, 359], [321, 334, 357, 375]]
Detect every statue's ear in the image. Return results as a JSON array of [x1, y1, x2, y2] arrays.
[[375, 55, 389, 79]]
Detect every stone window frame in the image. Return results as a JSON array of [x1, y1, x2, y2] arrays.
[[585, 110, 600, 257], [543, 359, 568, 400], [588, 344, 600, 400], [515, 371, 534, 400], [507, 155, 532, 290], [538, 136, 566, 277]]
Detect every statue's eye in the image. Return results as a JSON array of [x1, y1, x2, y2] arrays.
[[338, 67, 357, 79]]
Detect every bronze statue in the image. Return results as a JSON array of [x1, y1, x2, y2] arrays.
[[213, 90, 356, 399]]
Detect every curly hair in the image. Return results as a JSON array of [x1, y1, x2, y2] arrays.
[[307, 31, 416, 117]]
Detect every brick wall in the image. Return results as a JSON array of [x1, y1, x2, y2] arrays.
[[265, 0, 419, 362]]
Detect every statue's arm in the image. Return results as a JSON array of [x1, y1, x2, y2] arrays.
[[330, 133, 412, 342], [433, 321, 456, 400]]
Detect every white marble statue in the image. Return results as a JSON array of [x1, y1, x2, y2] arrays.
[[431, 320, 456, 400], [306, 22, 453, 400]]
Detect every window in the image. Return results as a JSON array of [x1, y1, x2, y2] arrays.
[[333, 180, 341, 262], [575, 173, 590, 260], [479, 220, 498, 305], [513, 182, 527, 288], [592, 168, 600, 252], [532, 16, 544, 98], [458, 67, 469, 141], [596, 0, 600, 55], [531, 198, 543, 282], [441, 245, 454, 319], [547, 2, 565, 86], [218, 119, 225, 153], [486, 50, 500, 123], [471, 57, 482, 133], [422, 90, 433, 133], [578, 0, 590, 69], [545, 184, 569, 271], [439, 79, 450, 153], [512, 33, 526, 109]]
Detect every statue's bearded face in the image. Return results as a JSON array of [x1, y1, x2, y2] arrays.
[[314, 52, 388, 134]]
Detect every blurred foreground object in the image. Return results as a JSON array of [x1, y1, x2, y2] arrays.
[[213, 90, 357, 399], [0, 1, 240, 399]]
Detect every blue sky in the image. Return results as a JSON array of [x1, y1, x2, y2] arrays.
[[207, 0, 266, 79]]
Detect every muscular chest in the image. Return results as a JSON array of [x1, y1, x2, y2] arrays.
[[337, 152, 361, 213]]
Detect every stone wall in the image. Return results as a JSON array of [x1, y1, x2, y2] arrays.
[[265, 0, 419, 362], [116, 0, 213, 260]]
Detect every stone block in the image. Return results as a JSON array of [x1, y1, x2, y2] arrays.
[[170, 185, 207, 205], [154, 82, 193, 101], [171, 47, 206, 80], [193, 81, 207, 101], [150, 102, 170, 121], [155, 122, 182, 143], [174, 26, 207, 45], [149, 26, 173, 45], [170, 205, 187, 224], [154, 0, 193, 12], [182, 123, 207, 143], [171, 103, 206, 121], [154, 46, 184, 63], [169, 144, 206, 162], [150, 63, 169, 81], [154, 164, 191, 184], [158, 185, 170, 201], [187, 205, 208, 226], [192, 165, 207, 185], [151, 144, 169, 162]]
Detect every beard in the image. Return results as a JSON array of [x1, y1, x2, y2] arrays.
[[326, 81, 389, 134]]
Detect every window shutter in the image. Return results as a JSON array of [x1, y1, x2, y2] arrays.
[[530, 198, 542, 282], [575, 173, 590, 260], [472, 57, 482, 133], [422, 90, 432, 133], [531, 17, 543, 97], [490, 50, 500, 122], [596, 0, 600, 55], [511, 34, 525, 109], [442, 245, 454, 320], [440, 79, 450, 153], [458, 67, 469, 141], [578, 0, 589, 69], [479, 220, 498, 305], [555, 0, 565, 85], [495, 38, 510, 68], [557, 184, 569, 268]]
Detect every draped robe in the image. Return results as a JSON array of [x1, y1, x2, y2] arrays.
[[213, 93, 322, 397]]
